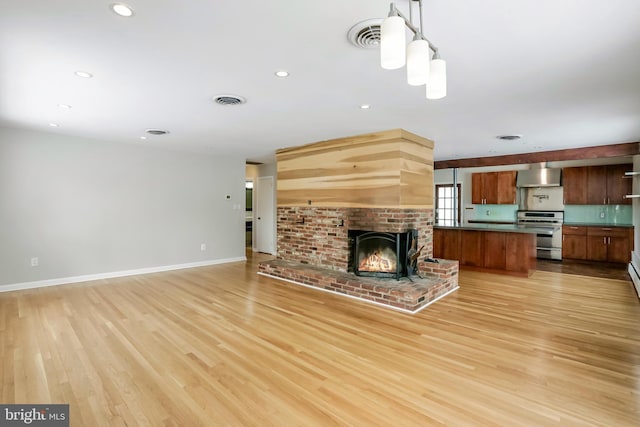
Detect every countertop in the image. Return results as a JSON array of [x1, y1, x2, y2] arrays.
[[563, 222, 633, 228], [434, 223, 556, 235]]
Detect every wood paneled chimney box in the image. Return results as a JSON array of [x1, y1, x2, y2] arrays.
[[277, 128, 434, 208], [258, 129, 459, 313]]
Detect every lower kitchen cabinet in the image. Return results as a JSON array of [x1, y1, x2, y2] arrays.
[[483, 232, 506, 270], [562, 226, 587, 260], [563, 225, 632, 264], [460, 230, 483, 267], [586, 235, 608, 261], [586, 227, 632, 263], [433, 228, 460, 260], [433, 228, 535, 276]]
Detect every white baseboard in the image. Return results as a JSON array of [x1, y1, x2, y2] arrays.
[[258, 272, 459, 315], [0, 256, 247, 293]]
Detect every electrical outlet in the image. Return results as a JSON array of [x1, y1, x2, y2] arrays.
[[200, 243, 206, 251], [600, 211, 606, 218], [30, 257, 39, 267]]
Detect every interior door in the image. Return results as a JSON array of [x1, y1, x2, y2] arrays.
[[256, 176, 275, 254]]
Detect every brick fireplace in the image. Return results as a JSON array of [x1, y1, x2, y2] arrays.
[[258, 129, 459, 313]]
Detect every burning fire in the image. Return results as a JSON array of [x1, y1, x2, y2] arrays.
[[358, 250, 397, 272]]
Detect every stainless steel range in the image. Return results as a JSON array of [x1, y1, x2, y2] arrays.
[[517, 210, 564, 260]]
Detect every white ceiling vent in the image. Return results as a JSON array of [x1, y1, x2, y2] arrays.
[[496, 134, 523, 141], [212, 94, 246, 105], [347, 19, 383, 49], [145, 129, 169, 135]]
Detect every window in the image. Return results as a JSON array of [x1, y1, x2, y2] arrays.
[[435, 184, 461, 225]]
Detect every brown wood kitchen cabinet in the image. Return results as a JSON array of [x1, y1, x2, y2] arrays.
[[460, 230, 484, 266], [586, 226, 632, 263], [562, 167, 587, 205], [434, 227, 535, 276], [433, 228, 460, 260], [471, 171, 516, 204], [563, 164, 631, 205], [483, 232, 506, 270], [605, 164, 632, 205], [562, 225, 587, 260]]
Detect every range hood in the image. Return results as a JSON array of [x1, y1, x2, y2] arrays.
[[516, 163, 562, 187]]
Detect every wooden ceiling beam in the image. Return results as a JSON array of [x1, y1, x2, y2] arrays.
[[434, 142, 640, 169]]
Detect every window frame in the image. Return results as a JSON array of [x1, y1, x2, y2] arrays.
[[435, 183, 462, 225]]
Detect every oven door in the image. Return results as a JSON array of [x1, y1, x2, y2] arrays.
[[537, 233, 553, 249], [535, 229, 562, 260]]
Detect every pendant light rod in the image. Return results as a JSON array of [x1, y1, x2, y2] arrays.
[[388, 2, 439, 56], [417, 0, 424, 38]]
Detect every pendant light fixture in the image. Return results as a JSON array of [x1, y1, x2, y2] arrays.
[[427, 52, 447, 99], [407, 35, 430, 86], [380, 0, 447, 99], [380, 15, 406, 69]]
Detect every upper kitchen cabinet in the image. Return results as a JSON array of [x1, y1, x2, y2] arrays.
[[605, 164, 632, 205], [587, 164, 632, 205], [562, 167, 587, 204], [563, 164, 632, 205], [472, 171, 516, 204]]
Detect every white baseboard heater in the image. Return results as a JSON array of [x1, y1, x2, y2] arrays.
[[629, 251, 640, 298]]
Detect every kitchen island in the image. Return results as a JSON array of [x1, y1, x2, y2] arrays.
[[433, 223, 553, 277]]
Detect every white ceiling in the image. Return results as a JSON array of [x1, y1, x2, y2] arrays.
[[1, 0, 640, 163]]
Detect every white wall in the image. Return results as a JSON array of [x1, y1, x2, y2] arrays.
[[0, 126, 246, 288]]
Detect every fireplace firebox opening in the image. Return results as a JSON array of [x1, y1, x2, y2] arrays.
[[350, 230, 416, 279]]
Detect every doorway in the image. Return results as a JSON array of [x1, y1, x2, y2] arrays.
[[245, 180, 254, 248], [256, 176, 275, 254]]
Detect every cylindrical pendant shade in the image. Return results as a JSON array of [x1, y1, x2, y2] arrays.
[[426, 58, 447, 99], [406, 39, 430, 86], [380, 16, 406, 70]]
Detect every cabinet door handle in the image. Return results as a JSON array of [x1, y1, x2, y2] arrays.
[[604, 197, 607, 204], [603, 237, 607, 245], [602, 228, 612, 231]]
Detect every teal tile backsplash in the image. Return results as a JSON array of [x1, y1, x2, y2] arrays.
[[564, 205, 632, 224], [465, 205, 518, 222]]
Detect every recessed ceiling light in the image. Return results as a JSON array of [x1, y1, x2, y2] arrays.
[[75, 71, 93, 78], [111, 3, 134, 17], [58, 104, 72, 109], [274, 70, 289, 78], [360, 104, 371, 109], [496, 134, 523, 141], [139, 136, 147, 140], [49, 123, 59, 127]]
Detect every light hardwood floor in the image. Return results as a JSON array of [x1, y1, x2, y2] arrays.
[[1, 253, 639, 426]]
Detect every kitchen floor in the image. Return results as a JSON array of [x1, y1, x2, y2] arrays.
[[537, 259, 630, 281]]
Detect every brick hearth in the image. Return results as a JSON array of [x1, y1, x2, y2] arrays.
[[259, 258, 459, 313], [258, 206, 459, 313]]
